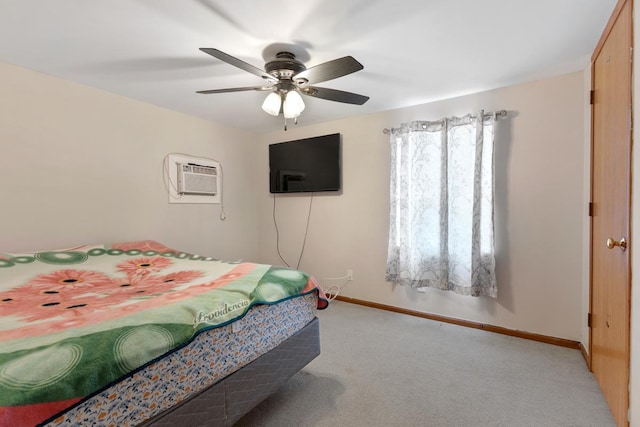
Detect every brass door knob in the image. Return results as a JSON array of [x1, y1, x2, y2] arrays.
[[606, 237, 627, 251]]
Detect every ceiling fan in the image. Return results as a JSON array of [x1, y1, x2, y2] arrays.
[[197, 48, 369, 129]]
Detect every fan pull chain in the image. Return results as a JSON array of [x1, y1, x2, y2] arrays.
[[281, 115, 299, 131]]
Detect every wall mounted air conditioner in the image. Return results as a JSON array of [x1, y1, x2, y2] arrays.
[[177, 163, 217, 196]]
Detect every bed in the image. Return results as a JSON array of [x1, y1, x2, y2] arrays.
[[0, 240, 328, 426]]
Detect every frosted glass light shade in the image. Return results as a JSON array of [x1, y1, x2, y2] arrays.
[[283, 90, 305, 119], [262, 92, 282, 116]]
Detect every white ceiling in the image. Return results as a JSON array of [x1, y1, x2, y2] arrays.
[[0, 0, 617, 133]]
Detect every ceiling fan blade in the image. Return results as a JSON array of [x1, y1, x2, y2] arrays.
[[200, 48, 278, 83], [293, 56, 363, 86], [196, 86, 273, 94], [301, 86, 369, 105]]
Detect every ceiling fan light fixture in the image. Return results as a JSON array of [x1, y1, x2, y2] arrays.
[[283, 90, 305, 119], [262, 92, 282, 116]]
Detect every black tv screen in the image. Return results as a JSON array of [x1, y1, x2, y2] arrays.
[[269, 133, 341, 193]]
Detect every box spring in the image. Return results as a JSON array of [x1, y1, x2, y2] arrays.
[[142, 317, 320, 426]]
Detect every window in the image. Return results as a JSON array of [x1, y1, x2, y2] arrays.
[[386, 113, 497, 297]]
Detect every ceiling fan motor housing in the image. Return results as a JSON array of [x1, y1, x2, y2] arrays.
[[265, 52, 306, 80]]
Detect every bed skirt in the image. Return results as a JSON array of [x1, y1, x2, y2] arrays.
[[141, 316, 320, 426]]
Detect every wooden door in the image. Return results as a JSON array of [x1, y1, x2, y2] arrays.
[[590, 0, 632, 425]]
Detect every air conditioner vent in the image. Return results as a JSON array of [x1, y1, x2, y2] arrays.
[[177, 163, 217, 196]]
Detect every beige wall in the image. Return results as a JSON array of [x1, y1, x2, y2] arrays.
[[0, 61, 259, 261], [256, 71, 586, 341]]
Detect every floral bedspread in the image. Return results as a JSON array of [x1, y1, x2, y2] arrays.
[[0, 241, 328, 427]]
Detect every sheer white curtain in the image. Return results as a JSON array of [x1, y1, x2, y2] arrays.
[[386, 112, 497, 297]]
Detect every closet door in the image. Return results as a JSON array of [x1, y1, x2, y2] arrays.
[[590, 0, 632, 425]]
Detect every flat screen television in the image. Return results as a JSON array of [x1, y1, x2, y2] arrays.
[[269, 133, 341, 194]]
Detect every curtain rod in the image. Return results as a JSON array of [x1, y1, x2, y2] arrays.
[[382, 109, 507, 135]]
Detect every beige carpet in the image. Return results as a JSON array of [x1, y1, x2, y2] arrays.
[[236, 300, 615, 427]]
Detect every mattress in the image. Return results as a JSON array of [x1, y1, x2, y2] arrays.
[[0, 240, 328, 427], [47, 293, 318, 426]]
